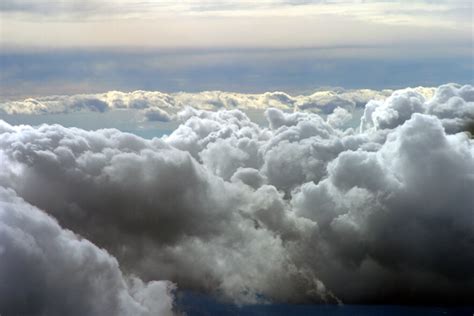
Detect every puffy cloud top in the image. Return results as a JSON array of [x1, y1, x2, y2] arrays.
[[361, 84, 473, 133]]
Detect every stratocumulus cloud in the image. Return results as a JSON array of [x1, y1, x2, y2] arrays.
[[0, 88, 404, 117], [0, 83, 473, 314]]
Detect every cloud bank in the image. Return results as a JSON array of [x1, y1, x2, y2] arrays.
[[1, 83, 473, 314], [1, 87, 426, 120]]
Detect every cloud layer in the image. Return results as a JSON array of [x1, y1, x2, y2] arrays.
[[0, 87, 414, 119], [1, 83, 473, 313]]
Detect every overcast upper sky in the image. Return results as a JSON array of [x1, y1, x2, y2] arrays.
[[1, 0, 472, 48], [0, 0, 472, 97]]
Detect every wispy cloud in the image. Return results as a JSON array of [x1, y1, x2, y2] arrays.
[[1, 1, 470, 22], [1, 1, 470, 49]]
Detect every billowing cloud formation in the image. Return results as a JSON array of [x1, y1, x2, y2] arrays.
[[0, 88, 401, 118], [0, 83, 473, 310], [0, 117, 323, 305], [0, 187, 176, 316], [361, 84, 474, 133]]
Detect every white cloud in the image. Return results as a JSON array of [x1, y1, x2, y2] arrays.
[[326, 106, 352, 128], [361, 83, 473, 133], [0, 87, 397, 117], [1, 83, 473, 310]]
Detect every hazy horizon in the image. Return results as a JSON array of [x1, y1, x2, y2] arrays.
[[0, 1, 473, 316]]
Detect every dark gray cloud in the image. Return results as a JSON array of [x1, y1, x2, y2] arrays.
[[0, 83, 473, 310], [0, 0, 112, 16], [144, 108, 173, 122], [0, 187, 176, 316], [0, 116, 322, 304], [293, 113, 474, 303]]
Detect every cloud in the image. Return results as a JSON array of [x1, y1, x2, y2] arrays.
[[0, 117, 324, 304], [143, 108, 173, 122], [293, 112, 474, 303], [326, 106, 352, 128], [0, 83, 473, 308], [0, 87, 397, 116], [0, 186, 176, 316], [361, 83, 473, 133], [1, 0, 470, 28]]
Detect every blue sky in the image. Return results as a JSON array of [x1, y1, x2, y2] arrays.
[[0, 0, 472, 98]]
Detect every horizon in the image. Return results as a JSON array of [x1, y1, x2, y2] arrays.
[[1, 1, 472, 98], [0, 1, 473, 316]]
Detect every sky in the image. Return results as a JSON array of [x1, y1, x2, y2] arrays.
[[1, 2, 474, 316], [0, 0, 472, 98]]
